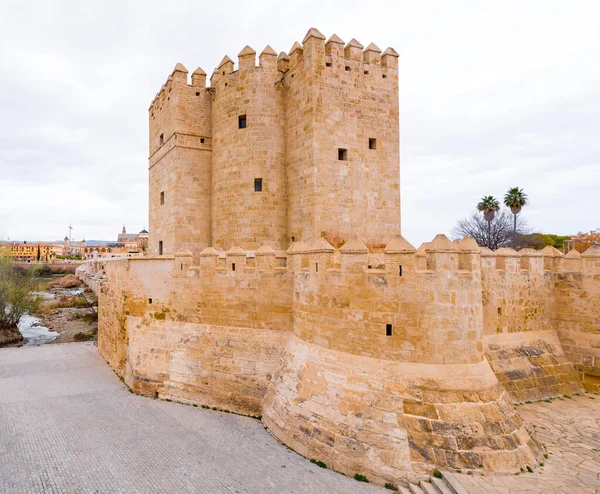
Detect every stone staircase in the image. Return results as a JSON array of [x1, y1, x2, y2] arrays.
[[398, 471, 469, 494]]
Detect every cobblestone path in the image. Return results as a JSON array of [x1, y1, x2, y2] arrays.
[[0, 342, 383, 493], [456, 394, 600, 493]]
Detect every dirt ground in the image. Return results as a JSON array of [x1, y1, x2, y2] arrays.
[[34, 278, 98, 344], [41, 304, 98, 343]]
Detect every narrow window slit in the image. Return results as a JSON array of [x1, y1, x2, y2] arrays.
[[386, 324, 393, 336]]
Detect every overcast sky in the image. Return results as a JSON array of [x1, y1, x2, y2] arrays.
[[0, 0, 598, 245]]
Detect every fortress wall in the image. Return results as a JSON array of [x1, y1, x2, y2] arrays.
[[96, 251, 293, 414], [555, 246, 600, 392], [210, 49, 287, 251], [263, 236, 540, 484], [283, 43, 318, 244], [149, 65, 212, 258], [315, 38, 400, 249], [283, 33, 400, 248], [480, 248, 584, 401]]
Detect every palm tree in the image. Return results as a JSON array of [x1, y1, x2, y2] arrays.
[[504, 187, 528, 233], [477, 195, 500, 241]]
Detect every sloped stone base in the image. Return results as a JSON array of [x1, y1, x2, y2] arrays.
[[485, 330, 584, 402], [263, 336, 541, 486]]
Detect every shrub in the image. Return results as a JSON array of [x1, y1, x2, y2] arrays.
[[0, 257, 41, 333], [309, 459, 326, 468], [354, 474, 369, 483], [384, 483, 397, 491], [432, 469, 443, 479]]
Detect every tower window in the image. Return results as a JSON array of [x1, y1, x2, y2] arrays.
[[382, 74, 387, 79], [254, 178, 263, 192], [158, 241, 163, 255], [369, 138, 377, 150], [159, 133, 164, 146], [238, 115, 247, 129], [364, 70, 369, 75], [386, 324, 393, 336], [200, 138, 205, 143], [160, 191, 164, 205], [338, 148, 348, 161], [148, 298, 152, 304], [232, 263, 236, 272], [399, 265, 403, 276], [326, 62, 332, 67], [345, 66, 350, 71]]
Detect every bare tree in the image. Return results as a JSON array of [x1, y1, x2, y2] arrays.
[[452, 210, 529, 250]]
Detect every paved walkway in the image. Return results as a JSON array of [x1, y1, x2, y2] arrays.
[[0, 343, 383, 493], [456, 395, 600, 493]]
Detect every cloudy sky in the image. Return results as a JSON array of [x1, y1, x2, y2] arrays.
[[0, 0, 598, 245]]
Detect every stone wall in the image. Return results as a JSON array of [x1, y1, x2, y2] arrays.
[[480, 247, 585, 400], [92, 249, 293, 415], [283, 30, 400, 248], [555, 246, 600, 392], [148, 65, 212, 258], [84, 234, 567, 487]]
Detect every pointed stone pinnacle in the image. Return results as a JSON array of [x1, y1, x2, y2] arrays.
[[302, 27, 326, 44], [217, 55, 233, 68], [238, 45, 256, 57], [382, 47, 399, 57], [364, 42, 382, 53], [326, 34, 344, 45], [345, 38, 364, 50], [260, 45, 277, 57]]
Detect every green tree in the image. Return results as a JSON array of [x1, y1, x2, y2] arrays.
[[476, 195, 500, 238], [504, 187, 528, 234], [0, 256, 41, 345]]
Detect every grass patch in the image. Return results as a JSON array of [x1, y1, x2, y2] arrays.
[[564, 394, 573, 399], [354, 474, 369, 483], [73, 332, 96, 341], [544, 453, 548, 459], [48, 295, 93, 310], [526, 465, 533, 473], [68, 311, 98, 324], [385, 483, 398, 491], [432, 469, 443, 479], [310, 459, 327, 468]]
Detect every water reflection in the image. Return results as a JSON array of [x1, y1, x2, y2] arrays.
[[18, 314, 59, 346]]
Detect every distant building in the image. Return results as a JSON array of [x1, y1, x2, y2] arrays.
[[5, 242, 54, 262], [83, 226, 149, 260]]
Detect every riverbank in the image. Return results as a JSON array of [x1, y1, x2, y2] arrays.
[[34, 276, 98, 344], [0, 327, 25, 347], [0, 274, 98, 348]]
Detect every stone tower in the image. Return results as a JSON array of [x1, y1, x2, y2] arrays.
[[148, 28, 400, 256]]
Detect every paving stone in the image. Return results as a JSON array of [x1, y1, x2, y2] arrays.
[[455, 395, 600, 493], [0, 343, 384, 493]]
